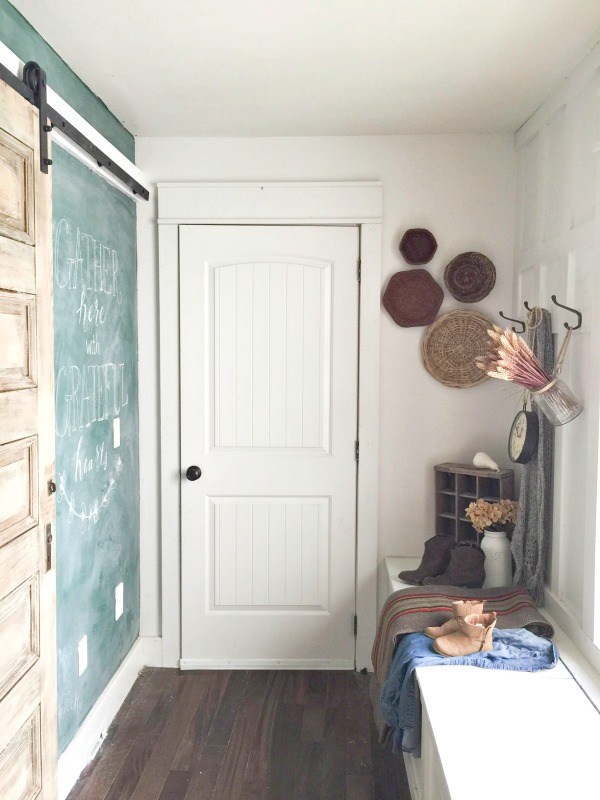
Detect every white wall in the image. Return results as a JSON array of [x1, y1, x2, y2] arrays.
[[514, 48, 600, 660], [136, 134, 516, 635]]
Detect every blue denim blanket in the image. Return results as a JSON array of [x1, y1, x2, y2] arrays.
[[380, 628, 559, 755]]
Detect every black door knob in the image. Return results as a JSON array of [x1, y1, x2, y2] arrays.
[[185, 465, 202, 481]]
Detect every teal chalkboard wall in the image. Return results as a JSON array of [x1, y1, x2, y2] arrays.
[[53, 145, 139, 753]]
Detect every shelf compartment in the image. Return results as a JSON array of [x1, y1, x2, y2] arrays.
[[437, 515, 456, 537], [438, 492, 456, 515], [436, 471, 456, 493], [457, 474, 477, 496], [477, 477, 501, 499]]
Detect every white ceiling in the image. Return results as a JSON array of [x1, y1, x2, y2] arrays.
[[11, 0, 600, 137]]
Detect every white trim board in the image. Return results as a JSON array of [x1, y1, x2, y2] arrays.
[[180, 659, 355, 670], [57, 636, 162, 800], [157, 181, 383, 223], [0, 39, 149, 201], [158, 181, 382, 672]]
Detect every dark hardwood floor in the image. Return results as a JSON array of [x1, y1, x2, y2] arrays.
[[67, 668, 410, 800]]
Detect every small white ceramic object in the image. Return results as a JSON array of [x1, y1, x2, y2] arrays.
[[481, 530, 512, 587], [473, 451, 500, 471]]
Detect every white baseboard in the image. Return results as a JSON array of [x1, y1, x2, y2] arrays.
[[179, 658, 354, 670], [58, 635, 162, 800]]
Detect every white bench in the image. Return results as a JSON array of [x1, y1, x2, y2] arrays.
[[384, 557, 600, 800]]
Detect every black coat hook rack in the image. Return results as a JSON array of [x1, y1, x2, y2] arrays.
[[521, 298, 582, 330], [550, 295, 582, 330], [498, 311, 526, 333]]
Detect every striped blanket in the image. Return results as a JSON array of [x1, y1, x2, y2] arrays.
[[371, 585, 553, 684]]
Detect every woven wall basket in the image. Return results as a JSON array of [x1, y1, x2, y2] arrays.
[[399, 228, 437, 265], [444, 252, 496, 303], [382, 269, 444, 327], [422, 310, 492, 388]]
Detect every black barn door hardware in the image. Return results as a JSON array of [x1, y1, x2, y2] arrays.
[[23, 61, 51, 172], [0, 60, 148, 200]]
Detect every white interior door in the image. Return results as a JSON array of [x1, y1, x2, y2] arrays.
[[180, 225, 359, 668]]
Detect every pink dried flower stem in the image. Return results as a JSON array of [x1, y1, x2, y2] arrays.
[[477, 326, 553, 391]]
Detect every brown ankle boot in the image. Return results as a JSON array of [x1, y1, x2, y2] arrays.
[[398, 536, 454, 585], [424, 600, 485, 639], [422, 542, 485, 588], [433, 612, 497, 657]]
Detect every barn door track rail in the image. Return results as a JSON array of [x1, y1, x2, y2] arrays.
[[0, 60, 149, 201]]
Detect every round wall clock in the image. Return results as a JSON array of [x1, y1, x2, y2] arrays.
[[508, 410, 539, 464]]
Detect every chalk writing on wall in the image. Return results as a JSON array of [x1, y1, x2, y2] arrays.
[[53, 218, 128, 530], [52, 143, 139, 756]]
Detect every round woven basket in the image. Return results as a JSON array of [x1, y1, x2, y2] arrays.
[[422, 310, 492, 388], [444, 252, 496, 303]]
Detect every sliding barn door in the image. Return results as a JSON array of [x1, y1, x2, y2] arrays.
[[0, 80, 56, 797], [180, 225, 359, 668]]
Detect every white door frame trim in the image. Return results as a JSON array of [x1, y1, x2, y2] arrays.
[[157, 181, 382, 671]]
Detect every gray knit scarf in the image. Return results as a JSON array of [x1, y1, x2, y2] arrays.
[[511, 308, 554, 605]]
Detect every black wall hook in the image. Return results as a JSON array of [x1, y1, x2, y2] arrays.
[[499, 311, 526, 333], [523, 300, 533, 312], [551, 295, 582, 330]]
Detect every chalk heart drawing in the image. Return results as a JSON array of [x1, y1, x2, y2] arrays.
[[53, 218, 129, 532]]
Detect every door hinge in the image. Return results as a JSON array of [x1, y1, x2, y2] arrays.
[[45, 523, 53, 571], [353, 615, 358, 636], [357, 258, 362, 282], [355, 440, 359, 462]]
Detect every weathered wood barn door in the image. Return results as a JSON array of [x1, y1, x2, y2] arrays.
[[0, 76, 57, 798]]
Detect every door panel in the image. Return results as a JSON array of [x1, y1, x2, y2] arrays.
[[0, 79, 56, 797], [0, 437, 38, 547], [0, 706, 41, 800], [0, 127, 34, 245], [180, 225, 359, 667], [211, 259, 331, 451], [210, 496, 329, 609], [0, 291, 37, 391], [0, 575, 39, 701]]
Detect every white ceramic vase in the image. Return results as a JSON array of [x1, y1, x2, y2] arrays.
[[481, 530, 512, 588]]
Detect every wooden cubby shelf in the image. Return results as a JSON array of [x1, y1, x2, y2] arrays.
[[434, 463, 515, 543]]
